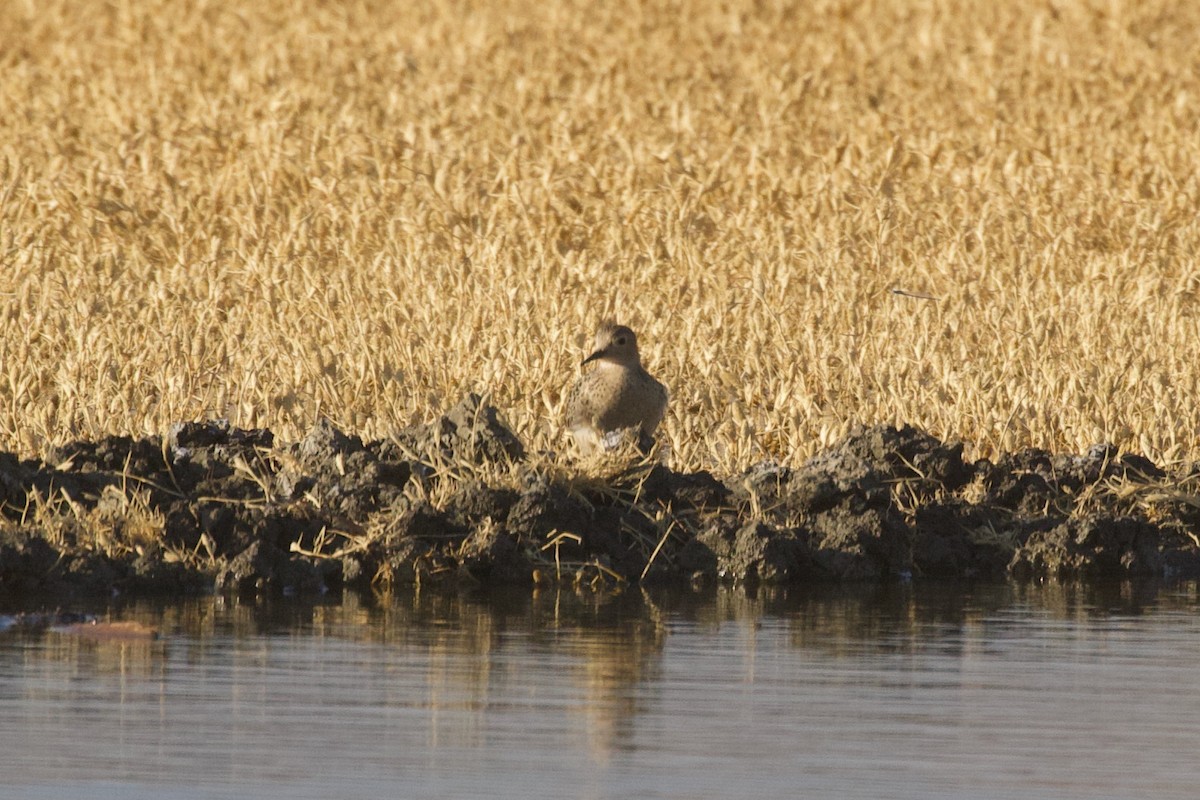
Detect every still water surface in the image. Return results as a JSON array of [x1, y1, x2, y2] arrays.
[[1, 582, 1198, 799]]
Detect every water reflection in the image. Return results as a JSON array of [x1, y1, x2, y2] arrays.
[[2, 580, 1198, 799]]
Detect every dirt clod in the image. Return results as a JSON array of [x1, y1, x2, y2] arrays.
[[1, 400, 1198, 597]]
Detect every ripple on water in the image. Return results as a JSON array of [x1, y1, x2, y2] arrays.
[[1, 582, 1198, 800]]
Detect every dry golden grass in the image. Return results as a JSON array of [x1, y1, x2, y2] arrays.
[[3, 0, 1200, 474]]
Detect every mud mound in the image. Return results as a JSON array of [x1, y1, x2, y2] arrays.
[[1, 399, 1198, 597]]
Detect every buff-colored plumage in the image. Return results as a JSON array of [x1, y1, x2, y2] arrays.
[[566, 321, 668, 455]]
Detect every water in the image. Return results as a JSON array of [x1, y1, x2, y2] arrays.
[[2, 581, 1198, 799]]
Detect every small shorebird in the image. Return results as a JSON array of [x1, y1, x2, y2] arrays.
[[566, 321, 668, 455]]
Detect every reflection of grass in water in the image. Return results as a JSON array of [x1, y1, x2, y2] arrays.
[[4, 0, 1200, 475]]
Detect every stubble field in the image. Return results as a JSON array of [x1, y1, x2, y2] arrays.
[[3, 0, 1200, 474]]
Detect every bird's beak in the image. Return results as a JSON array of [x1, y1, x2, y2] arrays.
[[581, 348, 606, 367]]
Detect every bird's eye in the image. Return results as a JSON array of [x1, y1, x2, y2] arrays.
[[615, 336, 627, 346]]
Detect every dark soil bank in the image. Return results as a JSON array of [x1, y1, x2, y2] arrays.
[[3, 395, 1200, 596]]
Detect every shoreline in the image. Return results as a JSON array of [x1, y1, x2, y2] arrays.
[[3, 394, 1199, 597]]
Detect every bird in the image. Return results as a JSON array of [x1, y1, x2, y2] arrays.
[[565, 320, 668, 455]]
